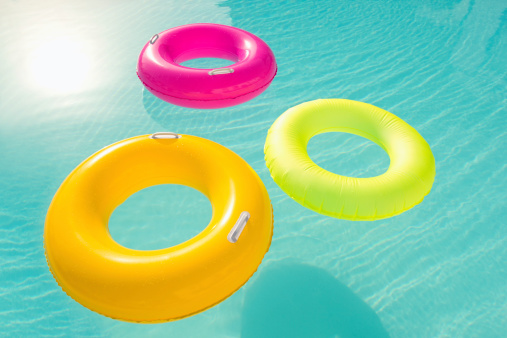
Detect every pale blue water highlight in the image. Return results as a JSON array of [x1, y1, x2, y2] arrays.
[[1, 0, 506, 336]]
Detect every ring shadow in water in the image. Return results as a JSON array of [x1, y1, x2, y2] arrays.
[[142, 87, 234, 137], [241, 261, 389, 338], [142, 88, 197, 131]]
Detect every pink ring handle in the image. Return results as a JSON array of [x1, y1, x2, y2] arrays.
[[136, 23, 277, 109]]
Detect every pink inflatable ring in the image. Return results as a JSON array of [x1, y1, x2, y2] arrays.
[[137, 23, 277, 109]]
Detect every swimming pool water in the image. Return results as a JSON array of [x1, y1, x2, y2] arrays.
[[1, 0, 506, 336]]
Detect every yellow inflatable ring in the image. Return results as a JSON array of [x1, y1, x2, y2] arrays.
[[264, 99, 435, 221], [44, 133, 273, 323]]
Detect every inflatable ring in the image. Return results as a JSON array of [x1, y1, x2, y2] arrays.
[[137, 23, 277, 109], [264, 99, 435, 221], [44, 133, 273, 322]]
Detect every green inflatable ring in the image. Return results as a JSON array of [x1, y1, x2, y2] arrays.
[[264, 99, 435, 221]]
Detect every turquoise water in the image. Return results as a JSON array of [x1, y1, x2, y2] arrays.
[[1, 0, 506, 336]]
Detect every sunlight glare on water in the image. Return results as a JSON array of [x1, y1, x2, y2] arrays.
[[28, 37, 91, 93]]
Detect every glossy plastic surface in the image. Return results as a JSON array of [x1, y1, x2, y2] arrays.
[[44, 134, 273, 322], [137, 23, 277, 109], [264, 99, 436, 221]]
